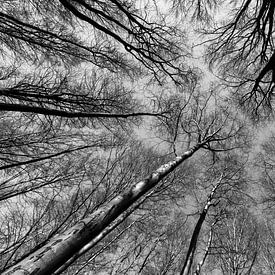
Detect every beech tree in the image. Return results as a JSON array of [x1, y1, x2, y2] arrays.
[[178, 148, 249, 274], [2, 86, 245, 274], [0, 1, 192, 274], [1, 0, 275, 274], [0, 140, 163, 272]]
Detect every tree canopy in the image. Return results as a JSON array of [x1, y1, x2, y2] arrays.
[[1, 1, 275, 274]]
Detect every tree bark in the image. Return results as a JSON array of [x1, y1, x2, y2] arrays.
[[3, 143, 202, 275], [53, 190, 154, 275]]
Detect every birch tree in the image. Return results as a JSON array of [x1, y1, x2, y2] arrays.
[[178, 147, 249, 274], [2, 87, 245, 274], [208, 208, 260, 275], [180, 181, 220, 275]]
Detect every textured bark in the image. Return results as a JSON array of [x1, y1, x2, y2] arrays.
[[3, 144, 202, 275], [53, 190, 154, 275]]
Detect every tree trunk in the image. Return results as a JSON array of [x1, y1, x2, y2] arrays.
[[180, 182, 219, 275], [194, 222, 214, 274], [4, 144, 202, 275]]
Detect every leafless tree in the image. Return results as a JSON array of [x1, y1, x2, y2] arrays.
[[208, 207, 260, 275]]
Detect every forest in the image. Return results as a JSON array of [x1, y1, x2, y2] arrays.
[[0, 0, 275, 274]]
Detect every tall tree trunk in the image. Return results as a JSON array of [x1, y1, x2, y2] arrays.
[[180, 181, 219, 275], [53, 189, 154, 275], [194, 222, 214, 274], [4, 143, 202, 275]]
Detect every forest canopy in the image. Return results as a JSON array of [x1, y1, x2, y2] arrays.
[[0, 0, 275, 274]]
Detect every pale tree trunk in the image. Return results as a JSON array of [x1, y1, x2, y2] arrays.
[[54, 189, 154, 274], [72, 219, 138, 275], [180, 180, 220, 275], [4, 143, 202, 275], [194, 222, 214, 275]]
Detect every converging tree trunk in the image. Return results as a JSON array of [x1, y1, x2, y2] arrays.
[[194, 224, 214, 275], [4, 143, 203, 275], [180, 181, 219, 275]]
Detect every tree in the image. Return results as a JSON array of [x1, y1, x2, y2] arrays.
[[2, 86, 244, 274], [1, 0, 186, 73], [0, 139, 161, 272], [1, 1, 271, 275], [2, 143, 201, 274], [258, 220, 275, 274], [204, 0, 275, 118], [177, 146, 250, 274], [258, 132, 275, 207], [208, 208, 260, 275], [170, 0, 275, 118], [0, 1, 194, 273], [180, 179, 220, 275], [0, 0, 189, 146]]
